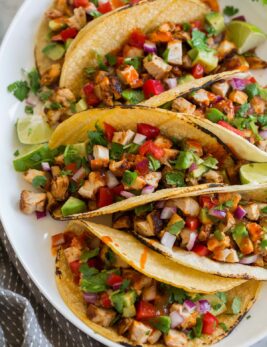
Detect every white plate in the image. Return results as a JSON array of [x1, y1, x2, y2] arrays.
[[0, 0, 267, 346]]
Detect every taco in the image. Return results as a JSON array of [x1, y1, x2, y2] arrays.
[[141, 71, 267, 162], [53, 220, 258, 346], [110, 183, 267, 280], [18, 107, 246, 219]]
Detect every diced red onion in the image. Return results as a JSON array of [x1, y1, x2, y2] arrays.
[[72, 167, 86, 182], [209, 209, 226, 219], [141, 185, 155, 195], [240, 254, 258, 264], [183, 300, 197, 313], [120, 191, 135, 199], [234, 206, 247, 220], [41, 162, 51, 172], [161, 232, 176, 249], [197, 300, 211, 314], [160, 207, 177, 219], [136, 159, 149, 174], [36, 211, 47, 220], [83, 292, 99, 304], [170, 311, 184, 328], [133, 133, 147, 145], [143, 41, 157, 53], [164, 78, 178, 90], [189, 163, 198, 173], [155, 201, 165, 209], [106, 171, 119, 188], [112, 282, 123, 291], [232, 16, 246, 22], [186, 231, 198, 251], [259, 130, 267, 140], [230, 78, 247, 91]]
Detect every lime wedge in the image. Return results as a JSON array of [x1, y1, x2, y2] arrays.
[[240, 163, 267, 184], [17, 115, 53, 145], [227, 21, 266, 55]]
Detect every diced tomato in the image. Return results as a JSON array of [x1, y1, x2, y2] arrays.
[[199, 196, 218, 209], [139, 140, 164, 160], [65, 162, 78, 174], [143, 79, 164, 99], [218, 121, 247, 137], [60, 28, 78, 41], [73, 0, 89, 7], [104, 122, 115, 142], [83, 83, 100, 107], [185, 217, 200, 231], [192, 244, 210, 257], [111, 184, 124, 196], [100, 292, 112, 308], [192, 63, 204, 79], [248, 76, 257, 83], [136, 300, 157, 320], [136, 158, 149, 176], [202, 312, 218, 335], [107, 273, 123, 287], [191, 21, 203, 30], [97, 187, 114, 208], [98, 0, 113, 13], [51, 233, 65, 247], [128, 29, 146, 48], [137, 123, 160, 140], [69, 260, 80, 275]]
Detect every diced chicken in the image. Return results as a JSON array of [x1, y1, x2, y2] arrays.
[[217, 40, 236, 60], [203, 170, 224, 183], [20, 190, 47, 214], [207, 235, 231, 252], [198, 224, 212, 242], [129, 321, 153, 345], [160, 149, 179, 165], [109, 159, 133, 177], [243, 203, 260, 221], [134, 219, 156, 237], [51, 176, 69, 201], [112, 130, 135, 145], [190, 89, 215, 106], [180, 228, 191, 247], [142, 282, 157, 301], [247, 223, 263, 242], [229, 90, 248, 105], [117, 318, 133, 335], [193, 109, 205, 118], [171, 197, 200, 217], [144, 172, 162, 188], [55, 0, 72, 15], [172, 97, 196, 114], [54, 154, 64, 166], [94, 71, 113, 106], [123, 45, 143, 58], [251, 96, 265, 114], [46, 109, 64, 126], [211, 81, 230, 97], [146, 211, 163, 234], [46, 191, 57, 212], [64, 246, 81, 263], [218, 193, 241, 212], [246, 56, 267, 70], [45, 8, 63, 19], [123, 269, 152, 293], [124, 176, 146, 190], [67, 7, 86, 30], [181, 312, 198, 330], [154, 135, 173, 149], [182, 54, 192, 69], [219, 212, 236, 233], [143, 54, 172, 79], [148, 330, 162, 344], [78, 172, 105, 199], [41, 64, 61, 86], [51, 166, 61, 178], [220, 55, 249, 72], [87, 305, 116, 328], [216, 99, 235, 120], [164, 330, 187, 347], [53, 88, 76, 108], [212, 248, 239, 263], [93, 145, 109, 167], [117, 65, 141, 88], [113, 215, 132, 229], [167, 40, 183, 65], [23, 169, 46, 185], [110, 76, 122, 100]]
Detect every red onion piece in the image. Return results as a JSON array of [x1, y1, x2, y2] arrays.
[[209, 209, 226, 219], [36, 211, 47, 220], [26, 95, 38, 107], [240, 254, 258, 264], [164, 78, 177, 90], [234, 206, 247, 220], [183, 300, 197, 313], [136, 159, 149, 175], [230, 78, 248, 91], [259, 130, 267, 140], [141, 185, 155, 195], [160, 207, 176, 219], [133, 133, 147, 145], [170, 311, 184, 328], [161, 232, 176, 249], [189, 162, 198, 173], [120, 191, 135, 199], [83, 292, 99, 304], [186, 231, 198, 251], [112, 283, 122, 291], [106, 171, 119, 188], [41, 162, 51, 171], [155, 201, 165, 209], [143, 41, 157, 54], [232, 16, 246, 22], [72, 167, 86, 182], [197, 300, 211, 314]]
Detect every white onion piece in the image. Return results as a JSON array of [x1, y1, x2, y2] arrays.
[[120, 191, 135, 199], [240, 254, 258, 264], [186, 231, 198, 251], [170, 311, 184, 328], [160, 207, 176, 219], [133, 133, 147, 145], [161, 232, 176, 249], [72, 167, 86, 182], [164, 78, 177, 90], [141, 185, 155, 195], [41, 162, 51, 172], [106, 171, 119, 188]]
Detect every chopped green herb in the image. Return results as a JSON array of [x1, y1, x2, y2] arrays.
[[124, 57, 141, 71], [189, 30, 207, 50], [236, 103, 250, 118], [219, 322, 228, 332], [183, 22, 191, 32], [49, 102, 62, 110], [25, 105, 34, 114], [193, 317, 203, 338], [134, 203, 153, 217], [122, 89, 145, 104], [80, 271, 108, 293], [122, 170, 138, 186], [39, 89, 53, 101], [8, 80, 30, 101], [80, 248, 100, 262], [216, 292, 227, 304], [60, 170, 73, 176], [261, 206, 267, 213], [110, 143, 124, 160], [246, 315, 251, 320], [97, 54, 108, 71], [245, 83, 260, 100], [32, 175, 47, 189], [120, 279, 131, 292], [223, 6, 239, 16], [106, 53, 117, 66], [148, 155, 161, 171], [90, 10, 101, 18], [88, 124, 108, 146], [28, 69, 40, 94], [124, 143, 140, 154], [165, 171, 185, 187], [13, 149, 20, 157], [85, 67, 96, 77], [260, 239, 267, 249], [163, 285, 189, 304], [79, 264, 98, 278]]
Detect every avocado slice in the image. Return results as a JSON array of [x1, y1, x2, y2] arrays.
[[64, 143, 87, 164], [123, 304, 136, 318], [61, 197, 87, 217], [202, 294, 227, 316], [178, 74, 195, 85], [42, 43, 65, 61], [188, 48, 218, 73], [191, 164, 208, 178], [205, 12, 225, 35], [75, 98, 88, 113], [150, 316, 171, 334], [232, 223, 248, 247], [48, 20, 66, 32]]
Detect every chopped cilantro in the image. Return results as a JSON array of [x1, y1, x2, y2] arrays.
[[32, 175, 47, 189], [49, 102, 62, 110], [13, 149, 20, 157], [246, 315, 251, 320], [223, 6, 239, 16], [124, 143, 140, 154], [110, 142, 124, 160], [85, 67, 96, 77], [79, 264, 99, 278], [106, 53, 117, 66], [38, 89, 52, 101], [97, 54, 108, 71], [80, 271, 108, 293], [80, 248, 99, 262], [122, 170, 138, 186], [165, 171, 185, 187], [120, 279, 131, 292], [8, 80, 30, 101], [236, 103, 250, 118], [124, 57, 141, 71], [28, 69, 40, 94], [134, 203, 153, 217], [88, 124, 108, 146], [148, 155, 161, 171], [122, 89, 145, 104], [60, 169, 73, 176], [90, 10, 101, 18], [261, 206, 267, 213], [260, 239, 267, 249], [189, 30, 207, 50], [219, 322, 228, 332], [245, 83, 260, 100], [25, 105, 34, 114], [183, 22, 191, 32]]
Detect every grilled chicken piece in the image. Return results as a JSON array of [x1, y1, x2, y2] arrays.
[[246, 55, 267, 70], [219, 212, 236, 233], [67, 7, 86, 30], [51, 166, 61, 178], [109, 159, 133, 177], [219, 55, 249, 72], [217, 40, 236, 60], [216, 99, 235, 120], [212, 248, 239, 263], [134, 219, 156, 237], [117, 318, 133, 335], [154, 135, 173, 149], [23, 169, 46, 185], [207, 235, 231, 252], [198, 224, 212, 242], [180, 228, 192, 247], [144, 172, 162, 188], [146, 211, 163, 234], [167, 40, 183, 65], [46, 191, 58, 212], [64, 246, 81, 263], [113, 215, 132, 229], [170, 197, 200, 217], [229, 90, 248, 105], [251, 96, 266, 114], [117, 65, 141, 88], [45, 8, 63, 19], [78, 172, 105, 199], [129, 321, 153, 344], [164, 330, 187, 347], [190, 89, 215, 106], [172, 97, 196, 114], [160, 149, 179, 166], [94, 71, 113, 106], [51, 176, 69, 201], [123, 45, 143, 58], [20, 190, 47, 214], [122, 269, 152, 294], [243, 203, 260, 221], [55, 0, 72, 15], [143, 54, 172, 79], [148, 330, 162, 344], [203, 170, 223, 183], [41, 64, 61, 86], [218, 193, 241, 212], [110, 76, 122, 100], [54, 154, 65, 166], [142, 282, 157, 301], [87, 305, 116, 327], [53, 88, 76, 108], [124, 176, 146, 190], [112, 130, 135, 145], [211, 81, 230, 97]]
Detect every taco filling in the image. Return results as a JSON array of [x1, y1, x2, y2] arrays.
[[53, 229, 244, 345], [18, 121, 241, 217], [114, 191, 267, 267]]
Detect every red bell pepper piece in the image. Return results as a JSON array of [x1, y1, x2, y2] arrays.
[[111, 184, 124, 196], [97, 187, 114, 208], [128, 29, 146, 48], [143, 79, 164, 99], [137, 123, 160, 139], [202, 312, 219, 335], [107, 273, 123, 287], [218, 121, 247, 137], [139, 140, 164, 160], [100, 292, 112, 308], [69, 260, 80, 275], [192, 244, 210, 257], [199, 196, 218, 209], [60, 28, 78, 41], [192, 63, 204, 79], [83, 83, 100, 107], [65, 162, 78, 174], [104, 122, 115, 142], [73, 0, 89, 7], [185, 216, 200, 231], [136, 300, 157, 320], [98, 0, 113, 14]]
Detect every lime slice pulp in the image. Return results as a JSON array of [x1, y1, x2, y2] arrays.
[[17, 115, 53, 145], [240, 163, 267, 184]]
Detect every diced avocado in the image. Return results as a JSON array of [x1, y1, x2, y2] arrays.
[[123, 290, 137, 307], [48, 20, 66, 32], [64, 143, 87, 162], [167, 214, 185, 236], [75, 98, 88, 113], [205, 12, 225, 35], [150, 316, 171, 334], [206, 108, 225, 123], [175, 151, 194, 170], [202, 294, 227, 316], [178, 74, 195, 85], [61, 197, 87, 217], [199, 208, 212, 224], [191, 164, 208, 178], [65, 38, 73, 50], [111, 290, 137, 315], [42, 43, 65, 61], [232, 223, 248, 246], [123, 304, 136, 318], [188, 48, 218, 73]]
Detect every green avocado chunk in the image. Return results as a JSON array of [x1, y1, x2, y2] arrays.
[[188, 48, 218, 73], [43, 43, 65, 61], [150, 316, 171, 334], [61, 197, 87, 217], [205, 12, 225, 35]]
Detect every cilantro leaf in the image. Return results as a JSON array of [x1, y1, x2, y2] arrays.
[[28, 69, 40, 94], [148, 155, 161, 171], [110, 143, 124, 160], [32, 176, 47, 189], [134, 203, 153, 217], [223, 6, 239, 16], [189, 30, 208, 50], [8, 80, 30, 101], [219, 322, 229, 332], [80, 248, 100, 262], [88, 124, 108, 146], [122, 170, 138, 186], [80, 271, 108, 293], [165, 171, 185, 187]]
